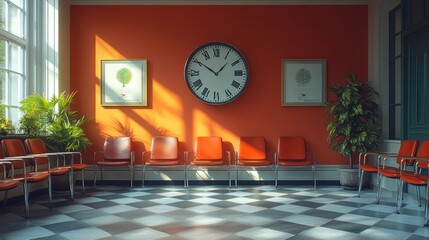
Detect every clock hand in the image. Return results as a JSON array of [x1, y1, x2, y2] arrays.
[[193, 59, 217, 75], [215, 63, 228, 76]]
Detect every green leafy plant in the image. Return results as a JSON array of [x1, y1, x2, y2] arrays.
[[0, 103, 15, 134], [19, 92, 91, 152], [19, 112, 43, 136], [325, 74, 381, 168]]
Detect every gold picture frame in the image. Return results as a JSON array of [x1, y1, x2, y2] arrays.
[[101, 60, 147, 106]]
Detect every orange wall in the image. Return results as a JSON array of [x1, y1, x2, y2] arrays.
[[70, 5, 368, 165]]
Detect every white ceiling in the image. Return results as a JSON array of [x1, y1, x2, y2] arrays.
[[70, 0, 368, 5]]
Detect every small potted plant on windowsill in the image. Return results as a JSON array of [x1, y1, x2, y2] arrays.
[[325, 74, 381, 189], [0, 103, 16, 136]]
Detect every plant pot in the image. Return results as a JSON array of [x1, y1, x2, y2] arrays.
[[337, 168, 369, 190], [52, 172, 78, 192]]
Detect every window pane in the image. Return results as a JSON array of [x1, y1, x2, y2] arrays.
[[8, 105, 19, 130], [395, 57, 401, 102], [9, 71, 23, 106], [8, 3, 23, 38], [395, 35, 401, 57], [0, 1, 5, 31], [0, 38, 4, 67], [395, 105, 401, 139], [9, 0, 23, 8], [0, 68, 4, 102], [8, 41, 23, 73], [395, 9, 401, 33]]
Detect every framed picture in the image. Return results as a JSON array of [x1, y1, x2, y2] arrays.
[[281, 59, 327, 106], [101, 60, 147, 106]]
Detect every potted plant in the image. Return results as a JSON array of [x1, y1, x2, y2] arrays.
[[19, 91, 91, 151], [0, 103, 15, 135], [325, 74, 381, 189], [19, 92, 91, 190]]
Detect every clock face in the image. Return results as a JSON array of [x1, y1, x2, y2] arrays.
[[184, 42, 249, 105]]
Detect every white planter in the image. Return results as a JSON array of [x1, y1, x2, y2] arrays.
[[337, 168, 369, 190]]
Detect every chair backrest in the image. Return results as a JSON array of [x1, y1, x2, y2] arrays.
[[2, 139, 27, 157], [24, 138, 49, 165], [278, 136, 306, 161], [195, 136, 223, 160], [103, 136, 132, 160], [151, 136, 179, 160], [1, 139, 27, 169], [238, 136, 266, 160], [397, 140, 419, 165], [25, 138, 47, 154], [416, 140, 429, 169]]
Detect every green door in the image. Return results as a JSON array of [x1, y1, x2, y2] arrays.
[[404, 28, 429, 141]]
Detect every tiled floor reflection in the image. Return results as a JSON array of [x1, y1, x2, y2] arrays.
[[0, 185, 429, 240]]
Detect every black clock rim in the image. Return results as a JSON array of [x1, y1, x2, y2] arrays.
[[184, 41, 249, 105]]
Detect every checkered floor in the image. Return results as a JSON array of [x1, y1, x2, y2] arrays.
[[1, 184, 429, 240]]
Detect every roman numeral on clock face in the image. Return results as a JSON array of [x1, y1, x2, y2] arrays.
[[213, 49, 220, 58], [231, 80, 241, 88], [190, 70, 199, 76], [202, 51, 210, 60], [213, 91, 219, 101], [193, 79, 203, 90], [202, 87, 210, 97], [225, 89, 232, 97]]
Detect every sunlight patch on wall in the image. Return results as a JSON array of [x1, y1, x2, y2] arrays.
[[152, 80, 185, 139], [95, 35, 125, 79], [192, 108, 237, 142]]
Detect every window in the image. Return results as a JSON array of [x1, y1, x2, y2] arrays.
[[0, 0, 25, 126], [388, 4, 402, 140], [0, 0, 59, 132]]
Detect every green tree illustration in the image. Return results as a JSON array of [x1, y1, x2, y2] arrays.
[[116, 67, 132, 87], [296, 68, 311, 86]]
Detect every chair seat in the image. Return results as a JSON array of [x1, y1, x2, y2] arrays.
[[73, 163, 86, 170], [401, 174, 428, 185], [0, 179, 20, 190], [360, 164, 378, 172], [96, 161, 131, 166], [15, 172, 50, 182], [49, 167, 71, 176], [189, 160, 225, 166], [146, 160, 181, 166], [237, 160, 272, 166], [278, 160, 313, 166], [378, 166, 401, 178]]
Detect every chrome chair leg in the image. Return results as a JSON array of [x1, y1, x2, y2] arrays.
[[358, 169, 365, 197]]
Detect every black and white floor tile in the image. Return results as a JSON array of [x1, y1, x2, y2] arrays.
[[1, 184, 429, 240]]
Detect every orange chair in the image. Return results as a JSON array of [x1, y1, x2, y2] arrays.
[[24, 138, 75, 199], [358, 140, 419, 197], [397, 141, 429, 224], [94, 136, 135, 188], [235, 136, 274, 187], [142, 136, 185, 187], [1, 139, 51, 218], [186, 136, 231, 188], [70, 153, 87, 194], [0, 160, 20, 209], [276, 136, 316, 188], [376, 140, 418, 204]]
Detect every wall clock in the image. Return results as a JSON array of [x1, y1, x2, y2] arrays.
[[184, 42, 249, 105]]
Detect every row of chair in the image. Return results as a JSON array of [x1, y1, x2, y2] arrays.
[[0, 136, 315, 218], [358, 140, 429, 225], [93, 136, 317, 189], [0, 138, 85, 218]]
